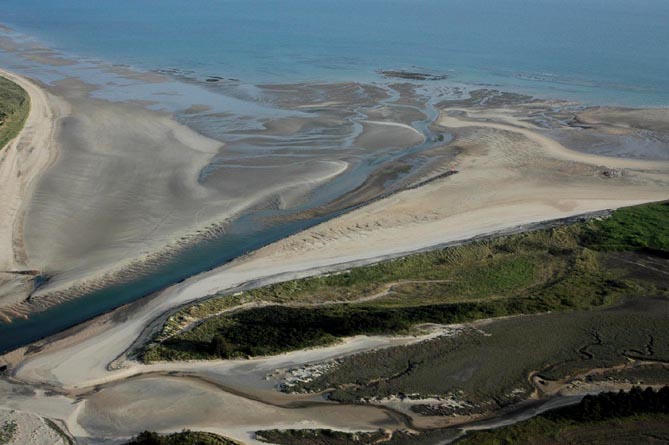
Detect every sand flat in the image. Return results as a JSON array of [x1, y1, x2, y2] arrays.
[[2, 83, 669, 443]]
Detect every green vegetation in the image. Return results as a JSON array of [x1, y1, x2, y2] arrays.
[[581, 202, 669, 252], [126, 430, 239, 445], [143, 201, 669, 363], [256, 429, 455, 445], [256, 387, 669, 445], [0, 75, 30, 150], [0, 420, 17, 444], [456, 386, 669, 445], [256, 429, 388, 445], [132, 201, 669, 443], [545, 386, 669, 422], [152, 276, 624, 361]]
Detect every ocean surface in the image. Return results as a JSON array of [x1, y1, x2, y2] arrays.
[[0, 0, 668, 352], [2, 0, 669, 106]]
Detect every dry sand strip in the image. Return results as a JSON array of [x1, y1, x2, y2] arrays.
[[0, 69, 64, 311], [1, 99, 669, 443], [0, 68, 61, 269]]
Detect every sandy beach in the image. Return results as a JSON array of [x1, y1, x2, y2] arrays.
[[0, 75, 667, 443], [0, 70, 443, 323], [0, 69, 63, 313], [0, 0, 667, 441]]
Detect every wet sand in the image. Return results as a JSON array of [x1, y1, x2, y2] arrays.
[[0, 72, 431, 321], [0, 76, 668, 443]]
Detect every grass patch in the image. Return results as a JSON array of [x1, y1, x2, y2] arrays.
[[126, 430, 240, 445], [0, 75, 30, 150], [151, 271, 625, 362], [581, 201, 669, 253]]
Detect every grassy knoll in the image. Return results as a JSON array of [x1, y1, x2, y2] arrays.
[[126, 430, 240, 445], [142, 202, 669, 363], [455, 386, 669, 445], [151, 275, 624, 361], [0, 75, 30, 150]]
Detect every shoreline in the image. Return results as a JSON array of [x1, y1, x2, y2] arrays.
[[0, 68, 59, 269], [0, 68, 62, 318], [0, 49, 666, 326], [4, 84, 669, 377], [0, 60, 448, 329], [0, 63, 668, 443]]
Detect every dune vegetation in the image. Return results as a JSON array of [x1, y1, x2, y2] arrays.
[[141, 201, 669, 363], [0, 75, 30, 150]]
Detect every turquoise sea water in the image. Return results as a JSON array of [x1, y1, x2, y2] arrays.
[[0, 0, 668, 352], [1, 0, 669, 106]]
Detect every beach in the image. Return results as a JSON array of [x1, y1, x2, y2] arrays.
[[0, 70, 667, 443], [0, 0, 668, 442], [0, 68, 61, 314]]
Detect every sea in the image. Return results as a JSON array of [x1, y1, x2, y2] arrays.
[[0, 0, 668, 352], [1, 0, 669, 106]]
